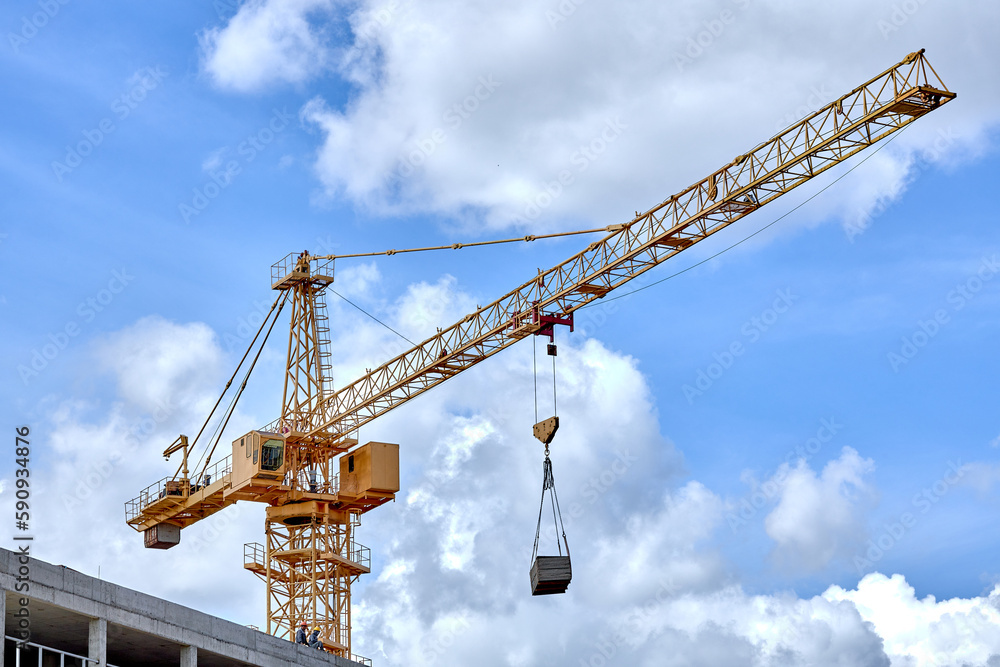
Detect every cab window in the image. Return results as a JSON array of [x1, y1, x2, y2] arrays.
[[260, 439, 284, 471]]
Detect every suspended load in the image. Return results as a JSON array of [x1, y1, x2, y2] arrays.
[[530, 419, 571, 596]]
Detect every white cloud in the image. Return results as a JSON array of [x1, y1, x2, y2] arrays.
[[590, 480, 728, 603], [200, 147, 227, 172], [200, 0, 335, 93], [287, 1, 1000, 232], [958, 462, 1000, 495], [392, 274, 477, 341], [7, 268, 1000, 664], [355, 397, 998, 666], [764, 447, 877, 571], [317, 273, 1000, 667], [332, 260, 381, 299], [94, 316, 224, 416], [0, 316, 267, 623], [825, 573, 1000, 667]]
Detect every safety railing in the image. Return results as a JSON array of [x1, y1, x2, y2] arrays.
[[293, 467, 339, 495], [245, 539, 368, 572], [348, 539, 371, 571], [125, 455, 232, 523], [125, 476, 173, 522], [245, 542, 266, 569], [4, 636, 120, 667], [192, 455, 232, 492], [271, 252, 335, 287]]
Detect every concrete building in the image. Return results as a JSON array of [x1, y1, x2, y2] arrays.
[[0, 548, 366, 667]]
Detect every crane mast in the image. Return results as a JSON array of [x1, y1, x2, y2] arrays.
[[251, 257, 360, 655], [125, 50, 953, 662]]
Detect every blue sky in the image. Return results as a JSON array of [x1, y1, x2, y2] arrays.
[[3, 1, 1000, 665]]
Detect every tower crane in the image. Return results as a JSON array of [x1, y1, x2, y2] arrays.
[[125, 50, 953, 662]]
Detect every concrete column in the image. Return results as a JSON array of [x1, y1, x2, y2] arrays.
[[0, 591, 5, 667], [180, 645, 197, 667], [88, 618, 107, 667]]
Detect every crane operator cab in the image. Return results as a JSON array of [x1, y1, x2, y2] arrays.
[[230, 430, 287, 495]]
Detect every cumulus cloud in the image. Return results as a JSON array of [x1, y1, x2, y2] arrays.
[[200, 0, 335, 92], [333, 261, 382, 299], [764, 446, 877, 571], [590, 480, 728, 603], [0, 316, 267, 621], [317, 271, 999, 666], [825, 573, 1000, 667], [281, 1, 1000, 233], [355, 400, 999, 666], [6, 266, 1000, 665], [94, 316, 224, 416]]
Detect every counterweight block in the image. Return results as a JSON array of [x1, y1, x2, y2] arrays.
[[144, 523, 180, 549]]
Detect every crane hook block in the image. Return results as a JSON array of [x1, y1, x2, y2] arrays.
[[533, 416, 559, 445]]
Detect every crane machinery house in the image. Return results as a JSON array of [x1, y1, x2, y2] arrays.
[[339, 442, 400, 498]]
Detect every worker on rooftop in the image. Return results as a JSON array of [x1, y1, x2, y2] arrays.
[[295, 620, 309, 644]]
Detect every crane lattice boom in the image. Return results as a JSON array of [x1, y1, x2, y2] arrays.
[[291, 49, 952, 443]]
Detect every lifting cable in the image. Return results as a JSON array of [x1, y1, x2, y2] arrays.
[[531, 335, 565, 560], [329, 288, 416, 346], [551, 347, 558, 417], [189, 292, 289, 483], [198, 292, 288, 479], [318, 119, 906, 321], [533, 338, 538, 424], [581, 122, 910, 308], [532, 447, 569, 562], [532, 337, 560, 423], [186, 291, 285, 454], [188, 296, 274, 477]]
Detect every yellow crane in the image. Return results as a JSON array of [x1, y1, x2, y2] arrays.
[[125, 50, 953, 662]]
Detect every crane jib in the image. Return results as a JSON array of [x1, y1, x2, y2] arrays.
[[302, 50, 952, 442]]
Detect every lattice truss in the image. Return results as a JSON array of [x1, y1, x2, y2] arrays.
[[302, 50, 953, 443], [281, 285, 334, 433], [244, 513, 364, 652]]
